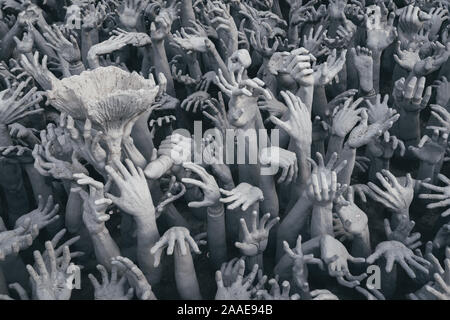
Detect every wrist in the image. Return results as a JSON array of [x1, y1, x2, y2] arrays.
[[89, 224, 108, 236], [331, 128, 347, 139], [313, 201, 333, 209], [69, 60, 85, 75], [394, 207, 409, 217], [152, 37, 164, 45], [207, 203, 224, 217], [399, 105, 420, 115], [294, 138, 312, 151], [358, 73, 374, 94], [134, 210, 157, 229], [329, 133, 345, 145], [359, 87, 376, 98]]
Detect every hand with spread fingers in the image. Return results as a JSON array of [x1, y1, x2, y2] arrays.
[[283, 235, 324, 292], [269, 91, 312, 148], [384, 215, 422, 249], [393, 76, 432, 113], [219, 183, 264, 211], [256, 279, 300, 300], [334, 186, 369, 236], [88, 264, 134, 300], [26, 241, 76, 300], [111, 256, 156, 300], [215, 259, 258, 300], [320, 235, 367, 288], [366, 170, 414, 217], [366, 240, 431, 279], [419, 173, 450, 217], [150, 227, 201, 267], [181, 162, 221, 208], [259, 146, 298, 184], [409, 129, 448, 165], [235, 211, 279, 257]]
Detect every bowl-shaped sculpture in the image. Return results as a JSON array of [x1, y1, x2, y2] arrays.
[[46, 66, 159, 163]]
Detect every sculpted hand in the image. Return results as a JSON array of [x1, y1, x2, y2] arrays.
[[172, 28, 210, 53], [105, 158, 154, 218], [73, 173, 112, 234], [424, 259, 450, 300], [331, 97, 364, 138], [181, 162, 221, 208], [308, 152, 348, 184], [394, 41, 421, 71], [334, 186, 369, 236], [202, 93, 231, 136], [432, 76, 450, 107], [13, 31, 34, 54], [367, 131, 406, 159], [433, 223, 450, 249], [366, 170, 414, 216], [409, 129, 448, 164], [398, 5, 430, 38], [283, 235, 324, 291], [62, 117, 107, 174], [307, 170, 346, 207], [43, 26, 81, 63], [249, 29, 279, 59], [181, 91, 210, 113], [302, 25, 328, 58], [419, 173, 450, 217], [366, 94, 397, 125], [219, 258, 264, 294], [88, 264, 134, 300], [428, 104, 450, 133], [365, 5, 397, 52], [20, 52, 58, 90], [269, 91, 312, 147], [215, 259, 257, 300], [366, 240, 431, 279], [235, 211, 279, 257], [393, 76, 432, 112], [219, 183, 264, 211], [413, 42, 450, 76], [26, 241, 76, 300], [15, 195, 59, 231], [0, 218, 38, 260], [320, 235, 366, 288], [280, 48, 315, 86], [313, 49, 347, 86], [256, 279, 300, 300], [260, 146, 298, 184], [117, 0, 144, 30], [150, 227, 201, 267], [257, 91, 288, 118], [0, 79, 42, 125], [145, 134, 192, 179], [413, 242, 447, 285], [384, 215, 422, 249], [111, 256, 156, 300], [347, 108, 399, 149]]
